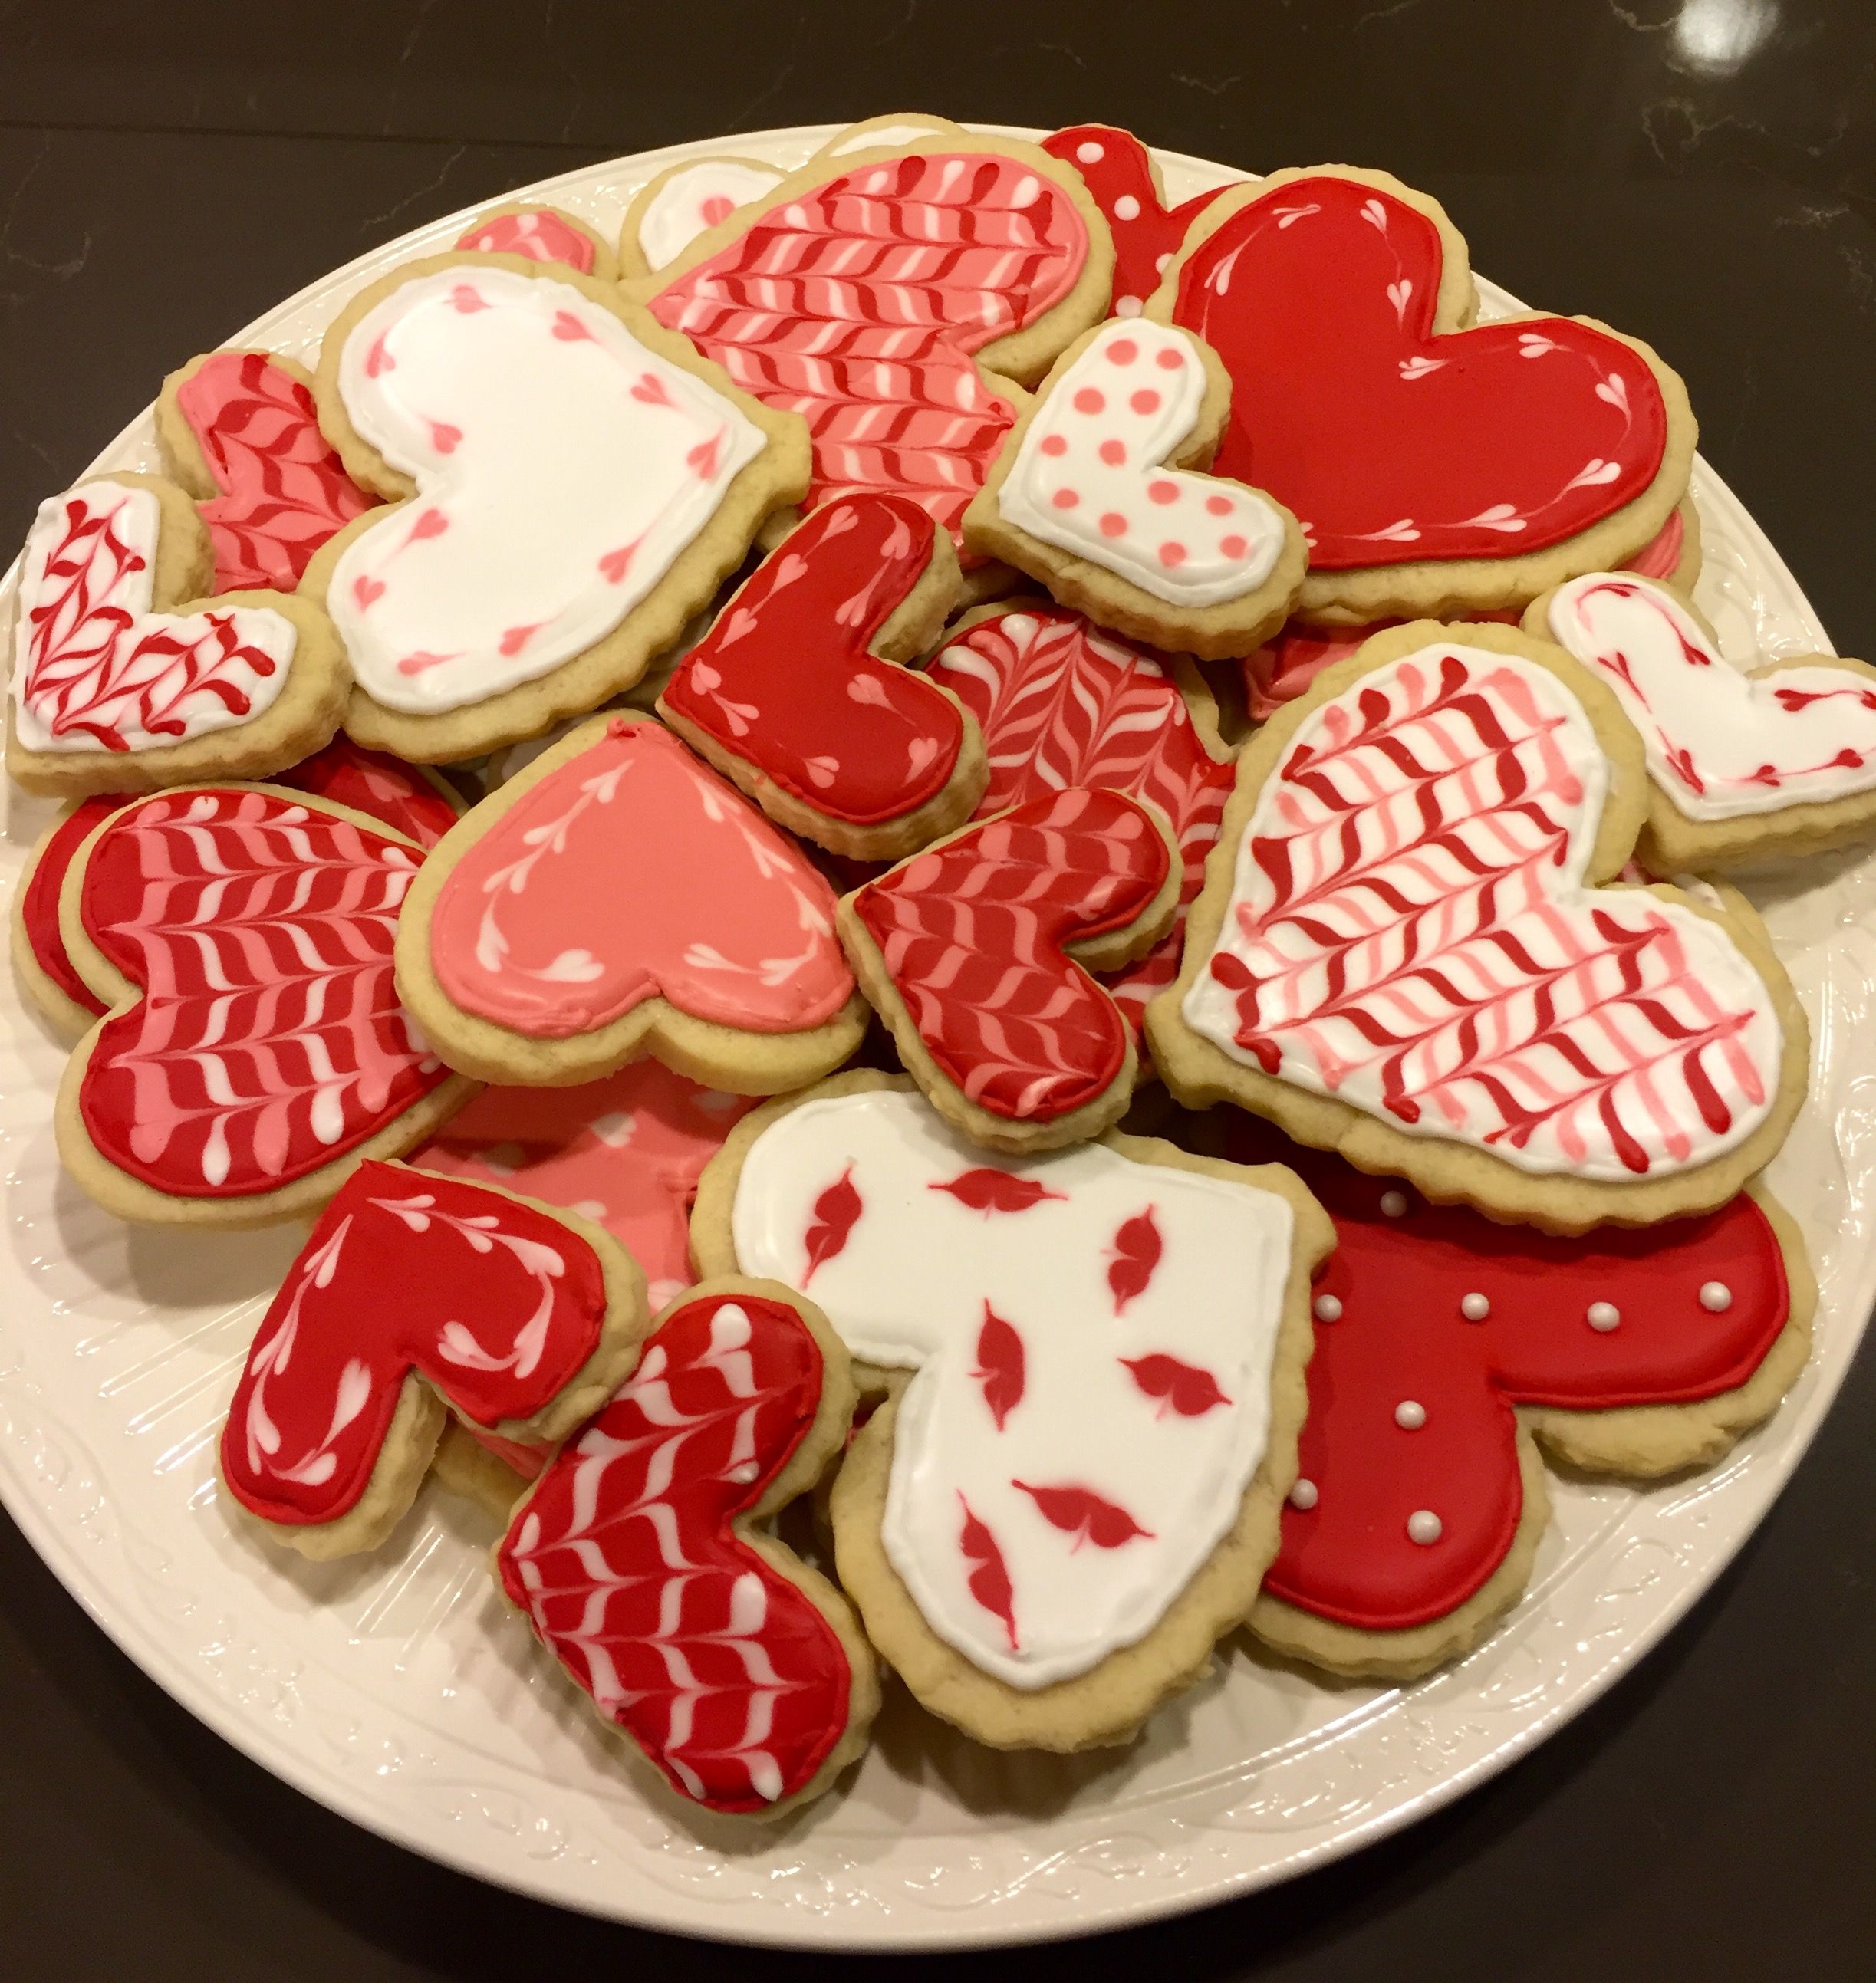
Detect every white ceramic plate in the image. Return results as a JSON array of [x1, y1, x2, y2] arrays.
[[2, 125, 1869, 1952]]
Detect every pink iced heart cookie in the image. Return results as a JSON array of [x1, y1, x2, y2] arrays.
[[498, 1279, 878, 1817], [1150, 625, 1807, 1230], [57, 785, 474, 1227], [399, 715, 865, 1092], [453, 200, 615, 278], [1531, 571, 1876, 870], [698, 1074, 1331, 1750], [926, 600, 1233, 1035], [8, 472, 350, 797], [659, 495, 987, 860], [639, 140, 1110, 566], [306, 255, 807, 761], [1156, 167, 1697, 623], [966, 318, 1305, 659], [1223, 1115, 1810, 1679], [157, 350, 377, 591], [221, 1161, 647, 1558]]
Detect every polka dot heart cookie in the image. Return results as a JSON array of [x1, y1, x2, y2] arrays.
[[1223, 1115, 1813, 1681], [964, 318, 1306, 660]]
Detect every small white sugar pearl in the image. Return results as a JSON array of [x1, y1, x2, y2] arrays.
[[1407, 1510, 1443, 1545], [1461, 1292, 1490, 1321], [1394, 1400, 1427, 1430], [1289, 1478, 1318, 1511], [1380, 1190, 1409, 1218], [1587, 1301, 1621, 1333], [1313, 1294, 1344, 1323], [1699, 1281, 1733, 1312]]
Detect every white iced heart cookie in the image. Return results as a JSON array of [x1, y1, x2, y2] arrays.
[[307, 254, 808, 760], [696, 1074, 1330, 1751], [1149, 623, 1807, 1232], [7, 472, 348, 798], [1532, 571, 1876, 869], [964, 317, 1305, 661]]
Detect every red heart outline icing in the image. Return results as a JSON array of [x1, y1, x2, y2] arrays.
[[648, 151, 1090, 567], [1170, 173, 1670, 569]]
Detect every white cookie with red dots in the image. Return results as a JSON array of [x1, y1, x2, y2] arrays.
[[692, 1070, 1333, 1751], [303, 252, 809, 762], [963, 318, 1305, 660], [1523, 571, 1876, 871]]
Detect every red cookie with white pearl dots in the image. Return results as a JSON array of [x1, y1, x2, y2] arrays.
[[1223, 1116, 1814, 1682], [963, 316, 1305, 662]]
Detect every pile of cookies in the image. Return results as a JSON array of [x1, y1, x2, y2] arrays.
[[10, 113, 1862, 1820]]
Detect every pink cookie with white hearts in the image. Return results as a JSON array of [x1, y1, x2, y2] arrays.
[[8, 472, 350, 797], [304, 253, 809, 761], [1149, 621, 1809, 1232], [693, 1072, 1332, 1751], [453, 200, 616, 278], [964, 317, 1306, 660], [1525, 569, 1876, 870]]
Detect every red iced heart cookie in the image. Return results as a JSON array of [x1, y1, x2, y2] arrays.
[[498, 1282, 876, 1815], [222, 1161, 645, 1557], [644, 146, 1099, 565], [1163, 168, 1692, 619], [160, 350, 377, 591], [1223, 1116, 1810, 1677], [1041, 123, 1226, 313], [659, 494, 986, 858], [926, 600, 1233, 1036], [1156, 627, 1805, 1228], [12, 739, 460, 1041], [403, 715, 864, 1090], [841, 788, 1177, 1149], [60, 785, 471, 1225]]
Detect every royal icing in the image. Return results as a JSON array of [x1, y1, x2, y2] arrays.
[[821, 120, 955, 156], [12, 482, 295, 755], [660, 496, 964, 828], [429, 720, 853, 1038], [174, 353, 377, 590], [1171, 175, 1670, 568], [649, 152, 1088, 564], [1545, 574, 1876, 821], [222, 1163, 611, 1528], [634, 161, 785, 270], [1182, 643, 1784, 1179], [330, 268, 766, 715], [1225, 1117, 1793, 1631], [999, 321, 1286, 607], [499, 1291, 854, 1811], [926, 603, 1231, 1027], [1242, 510, 1689, 721], [731, 1087, 1297, 1688], [1039, 124, 1225, 315], [76, 789, 449, 1195], [454, 207, 597, 271], [18, 741, 456, 1025], [853, 788, 1170, 1120], [416, 1061, 755, 1310]]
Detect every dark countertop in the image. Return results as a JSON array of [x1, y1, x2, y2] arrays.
[[2, 2, 1871, 1976]]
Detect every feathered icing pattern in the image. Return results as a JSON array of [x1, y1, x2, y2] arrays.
[[221, 1162, 607, 1527], [800, 1166, 862, 1284], [927, 1167, 1065, 1212], [927, 605, 1230, 1031], [1203, 649, 1779, 1176], [1107, 1207, 1163, 1314], [1012, 1480, 1154, 1550], [498, 1293, 853, 1814], [649, 152, 1088, 564], [854, 788, 1171, 1120], [76, 790, 449, 1195], [970, 1303, 1025, 1431], [176, 352, 376, 590], [18, 486, 291, 751], [454, 208, 597, 271], [959, 1498, 1019, 1651]]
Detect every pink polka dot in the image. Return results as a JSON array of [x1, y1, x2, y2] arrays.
[[1221, 534, 1248, 558], [1159, 542, 1187, 567], [1130, 388, 1161, 416], [1147, 480, 1178, 505], [1052, 488, 1080, 510], [1098, 439, 1126, 465], [1040, 433, 1068, 456], [1073, 387, 1105, 414], [1206, 494, 1233, 516], [1156, 346, 1184, 370], [1107, 338, 1138, 366], [1100, 512, 1127, 538]]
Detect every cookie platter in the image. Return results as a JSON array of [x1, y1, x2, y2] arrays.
[[1, 122, 1870, 1948]]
